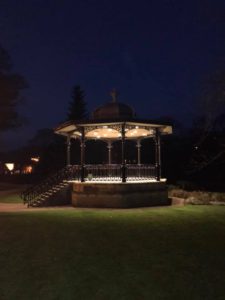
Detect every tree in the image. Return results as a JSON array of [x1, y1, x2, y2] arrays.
[[188, 70, 225, 176], [0, 44, 27, 132], [22, 128, 66, 176], [67, 85, 87, 121], [28, 128, 56, 149]]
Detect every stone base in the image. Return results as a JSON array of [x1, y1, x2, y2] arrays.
[[71, 181, 169, 208]]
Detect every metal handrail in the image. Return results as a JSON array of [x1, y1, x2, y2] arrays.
[[126, 164, 156, 180], [84, 164, 156, 181], [21, 165, 80, 206], [85, 164, 121, 181]]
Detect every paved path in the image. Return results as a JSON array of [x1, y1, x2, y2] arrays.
[[0, 199, 184, 213], [0, 203, 74, 212], [0, 203, 25, 212]]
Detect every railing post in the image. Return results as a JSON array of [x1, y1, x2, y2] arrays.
[[154, 128, 161, 181], [66, 135, 71, 166], [121, 123, 126, 182], [80, 127, 85, 182]]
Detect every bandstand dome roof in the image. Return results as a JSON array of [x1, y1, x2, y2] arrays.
[[92, 101, 135, 120]]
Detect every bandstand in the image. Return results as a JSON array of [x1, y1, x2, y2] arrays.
[[54, 91, 173, 208]]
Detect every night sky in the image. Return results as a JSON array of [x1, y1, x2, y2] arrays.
[[1, 0, 225, 150]]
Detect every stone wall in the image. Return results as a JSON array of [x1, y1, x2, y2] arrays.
[[72, 181, 169, 208]]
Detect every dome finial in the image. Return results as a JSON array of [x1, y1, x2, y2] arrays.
[[110, 88, 119, 103]]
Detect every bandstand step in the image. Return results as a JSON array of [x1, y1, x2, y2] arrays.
[[28, 182, 70, 207]]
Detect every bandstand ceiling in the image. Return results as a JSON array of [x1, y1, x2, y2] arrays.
[[55, 121, 172, 140], [85, 126, 154, 139]]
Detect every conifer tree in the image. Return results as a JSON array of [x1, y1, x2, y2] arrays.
[[67, 85, 87, 120]]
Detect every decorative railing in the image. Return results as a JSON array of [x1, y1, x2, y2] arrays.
[[85, 164, 121, 181], [21, 164, 157, 206], [84, 164, 156, 181], [21, 165, 80, 206], [126, 164, 156, 181]]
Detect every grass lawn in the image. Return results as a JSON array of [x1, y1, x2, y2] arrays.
[[0, 206, 225, 300], [0, 183, 24, 203]]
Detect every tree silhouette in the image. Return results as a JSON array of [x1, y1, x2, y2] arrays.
[[188, 70, 225, 175], [67, 85, 87, 121], [0, 44, 27, 132]]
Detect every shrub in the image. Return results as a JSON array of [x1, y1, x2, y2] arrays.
[[168, 187, 225, 205]]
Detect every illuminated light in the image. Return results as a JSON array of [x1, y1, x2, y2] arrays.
[[74, 131, 81, 136], [135, 126, 139, 129], [125, 128, 128, 131], [134, 130, 137, 134], [108, 128, 113, 132], [118, 133, 121, 137], [97, 136, 100, 139], [93, 132, 98, 136], [103, 133, 108, 137], [5, 163, 14, 171], [142, 133, 147, 136], [31, 157, 39, 162], [103, 125, 108, 129], [24, 165, 33, 174]]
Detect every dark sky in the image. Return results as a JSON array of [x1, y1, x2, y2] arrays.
[[1, 0, 225, 150]]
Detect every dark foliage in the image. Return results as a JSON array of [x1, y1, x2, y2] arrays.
[[0, 44, 27, 132], [185, 70, 225, 188], [67, 85, 87, 121]]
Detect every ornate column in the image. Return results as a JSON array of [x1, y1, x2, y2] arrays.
[[136, 139, 141, 165], [121, 123, 126, 182], [66, 135, 71, 166], [80, 127, 85, 182], [154, 128, 161, 181], [107, 140, 113, 165]]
